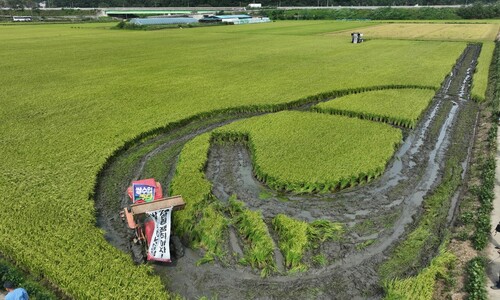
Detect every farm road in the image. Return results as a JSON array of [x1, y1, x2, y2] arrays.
[[486, 129, 500, 297]]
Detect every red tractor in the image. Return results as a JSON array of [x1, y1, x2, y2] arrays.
[[120, 178, 185, 262]]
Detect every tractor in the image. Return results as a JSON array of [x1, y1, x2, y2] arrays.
[[120, 178, 185, 263]]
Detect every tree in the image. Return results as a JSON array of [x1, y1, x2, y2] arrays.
[[7, 0, 37, 8]]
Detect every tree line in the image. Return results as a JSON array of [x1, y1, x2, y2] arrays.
[[2, 0, 500, 8], [2, 0, 500, 20], [265, 2, 500, 19]]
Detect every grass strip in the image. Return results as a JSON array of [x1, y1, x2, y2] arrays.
[[471, 43, 500, 250], [471, 157, 496, 250], [379, 161, 462, 280]]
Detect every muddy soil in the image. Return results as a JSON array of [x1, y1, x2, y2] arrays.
[[94, 44, 481, 299]]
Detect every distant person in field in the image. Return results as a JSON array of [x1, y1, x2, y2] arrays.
[[3, 281, 29, 300], [495, 221, 500, 236]]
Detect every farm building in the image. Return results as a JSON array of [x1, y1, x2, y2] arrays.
[[199, 15, 270, 24], [232, 17, 270, 24], [12, 16, 32, 22], [200, 14, 252, 22], [129, 17, 198, 26]]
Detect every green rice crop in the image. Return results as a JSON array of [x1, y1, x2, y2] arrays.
[[169, 133, 229, 262], [313, 88, 436, 128], [0, 21, 469, 297], [379, 90, 477, 283], [340, 23, 500, 42], [379, 157, 462, 281], [192, 204, 228, 264], [472, 42, 495, 102], [170, 133, 212, 234], [213, 111, 402, 193], [228, 196, 277, 277], [308, 219, 345, 247], [272, 214, 309, 272], [272, 215, 344, 272], [383, 246, 456, 300], [173, 113, 356, 269]]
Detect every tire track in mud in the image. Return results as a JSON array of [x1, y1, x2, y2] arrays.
[[95, 44, 481, 299]]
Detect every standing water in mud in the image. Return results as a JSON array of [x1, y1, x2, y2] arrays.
[[94, 44, 481, 299]]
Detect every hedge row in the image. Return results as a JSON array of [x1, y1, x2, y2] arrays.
[[471, 42, 499, 250], [465, 257, 488, 300]]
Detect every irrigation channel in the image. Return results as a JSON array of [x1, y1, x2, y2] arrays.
[[95, 44, 480, 299]]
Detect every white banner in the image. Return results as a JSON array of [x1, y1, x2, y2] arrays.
[[146, 207, 172, 262]]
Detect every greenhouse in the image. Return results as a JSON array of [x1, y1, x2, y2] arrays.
[[130, 17, 198, 26]]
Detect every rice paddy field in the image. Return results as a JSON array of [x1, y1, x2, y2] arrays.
[[330, 22, 500, 42], [0, 20, 497, 299], [313, 88, 436, 128], [213, 111, 403, 191]]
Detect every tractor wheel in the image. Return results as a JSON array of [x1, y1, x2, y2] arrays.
[[131, 245, 146, 264], [170, 235, 184, 259]]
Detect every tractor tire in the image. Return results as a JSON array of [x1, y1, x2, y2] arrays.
[[131, 245, 146, 264], [170, 235, 184, 259]]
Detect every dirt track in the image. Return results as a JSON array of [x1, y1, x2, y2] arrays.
[[94, 44, 480, 299]]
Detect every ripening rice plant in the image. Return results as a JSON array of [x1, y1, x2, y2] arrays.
[[272, 214, 309, 272], [471, 42, 495, 102], [170, 132, 228, 263], [213, 111, 402, 193], [383, 247, 456, 300], [313, 88, 436, 129], [272, 214, 345, 272], [228, 195, 277, 277]]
